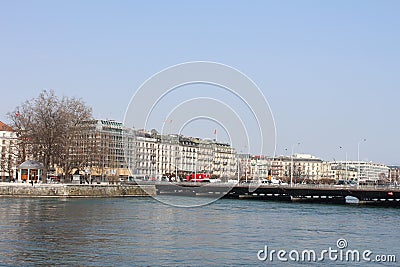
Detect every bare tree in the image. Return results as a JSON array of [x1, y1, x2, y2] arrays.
[[64, 121, 100, 181], [58, 97, 94, 180], [7, 90, 92, 181]]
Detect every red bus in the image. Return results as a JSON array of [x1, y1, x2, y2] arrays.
[[185, 173, 211, 182]]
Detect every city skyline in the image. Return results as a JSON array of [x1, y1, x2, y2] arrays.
[[1, 1, 399, 164]]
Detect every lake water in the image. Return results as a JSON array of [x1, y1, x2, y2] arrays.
[[0, 197, 398, 266]]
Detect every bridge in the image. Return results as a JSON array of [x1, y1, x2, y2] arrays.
[[155, 182, 400, 206]]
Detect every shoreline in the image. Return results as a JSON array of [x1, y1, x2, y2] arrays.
[[0, 182, 155, 198]]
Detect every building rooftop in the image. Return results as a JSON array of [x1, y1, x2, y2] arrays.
[[0, 121, 13, 132], [18, 160, 44, 170]]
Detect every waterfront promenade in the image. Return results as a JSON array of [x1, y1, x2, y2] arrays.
[[0, 182, 155, 197]]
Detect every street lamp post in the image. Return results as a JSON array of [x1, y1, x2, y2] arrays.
[[345, 152, 348, 181], [357, 139, 367, 189], [237, 153, 240, 183], [290, 142, 300, 187], [245, 154, 249, 183], [339, 146, 348, 181]]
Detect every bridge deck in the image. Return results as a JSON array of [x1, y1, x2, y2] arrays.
[[155, 182, 400, 206]]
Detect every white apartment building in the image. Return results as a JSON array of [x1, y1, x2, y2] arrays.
[[134, 130, 158, 177], [213, 142, 237, 179], [132, 130, 237, 180], [196, 138, 214, 174], [178, 136, 197, 174], [388, 166, 400, 183], [238, 154, 324, 182], [329, 161, 389, 183], [237, 154, 250, 180], [0, 121, 18, 180], [321, 161, 335, 180], [328, 161, 357, 181], [271, 154, 323, 182], [249, 155, 270, 180], [155, 134, 180, 176]]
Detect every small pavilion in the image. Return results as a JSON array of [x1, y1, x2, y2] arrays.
[[18, 160, 44, 182]]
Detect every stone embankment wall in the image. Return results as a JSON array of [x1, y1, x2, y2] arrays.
[[0, 184, 155, 197]]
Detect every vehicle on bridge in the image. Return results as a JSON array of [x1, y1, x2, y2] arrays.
[[258, 178, 288, 186], [335, 180, 356, 187], [186, 173, 211, 182]]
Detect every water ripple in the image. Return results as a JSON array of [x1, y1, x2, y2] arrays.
[[0, 197, 398, 266]]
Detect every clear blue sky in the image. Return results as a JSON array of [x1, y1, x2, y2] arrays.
[[0, 0, 399, 164]]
